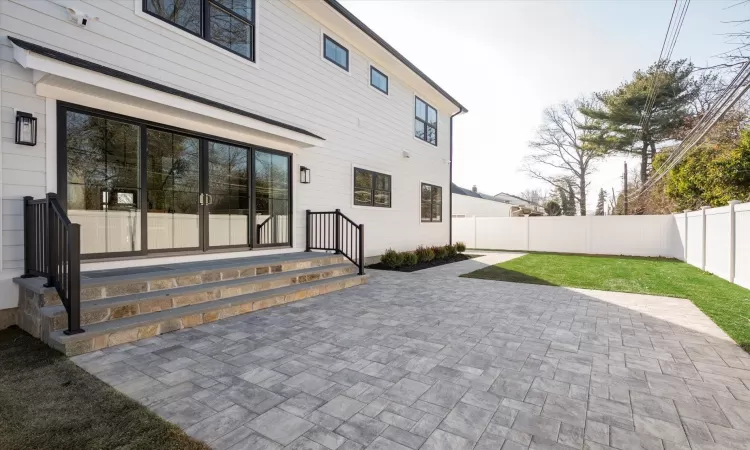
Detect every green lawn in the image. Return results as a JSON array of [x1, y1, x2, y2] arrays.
[[462, 253, 750, 351], [0, 326, 210, 450]]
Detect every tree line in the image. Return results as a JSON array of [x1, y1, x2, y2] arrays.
[[523, 48, 749, 216]]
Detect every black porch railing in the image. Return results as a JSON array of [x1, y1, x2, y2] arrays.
[[306, 209, 364, 275], [23, 193, 83, 335]]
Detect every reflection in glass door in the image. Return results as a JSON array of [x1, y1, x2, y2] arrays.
[[65, 110, 141, 256], [254, 150, 290, 246], [206, 141, 249, 248], [146, 129, 201, 251]]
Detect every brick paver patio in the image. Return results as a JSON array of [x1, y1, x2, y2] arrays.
[[72, 255, 750, 449]]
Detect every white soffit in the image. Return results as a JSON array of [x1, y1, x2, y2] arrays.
[[12, 44, 324, 149]]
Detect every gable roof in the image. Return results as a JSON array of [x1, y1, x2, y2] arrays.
[[324, 0, 467, 113], [451, 183, 511, 204], [494, 192, 542, 207]]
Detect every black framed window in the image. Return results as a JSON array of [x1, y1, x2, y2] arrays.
[[144, 0, 255, 61], [370, 66, 388, 94], [354, 168, 391, 208], [323, 35, 349, 71], [421, 183, 442, 222], [415, 97, 438, 146]]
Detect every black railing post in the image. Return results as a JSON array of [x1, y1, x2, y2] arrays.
[[45, 193, 57, 288], [358, 224, 365, 275], [22, 196, 33, 277], [65, 223, 84, 335], [305, 210, 311, 252], [334, 209, 341, 254]]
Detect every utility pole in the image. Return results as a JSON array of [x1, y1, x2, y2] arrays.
[[623, 161, 628, 215]]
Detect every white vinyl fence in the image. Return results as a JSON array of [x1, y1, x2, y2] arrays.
[[453, 200, 750, 290]]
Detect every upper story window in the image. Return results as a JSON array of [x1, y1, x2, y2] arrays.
[[421, 183, 442, 222], [354, 168, 391, 207], [370, 66, 388, 94], [144, 0, 255, 61], [415, 97, 437, 146], [323, 35, 349, 71]]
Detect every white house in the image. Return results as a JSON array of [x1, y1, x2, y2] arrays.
[[0, 0, 466, 352], [451, 183, 513, 217]]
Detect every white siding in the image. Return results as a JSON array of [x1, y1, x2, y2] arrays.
[[452, 194, 512, 218], [0, 0, 456, 309]]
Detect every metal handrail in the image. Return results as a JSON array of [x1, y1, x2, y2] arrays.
[[306, 209, 365, 275], [23, 193, 83, 335]]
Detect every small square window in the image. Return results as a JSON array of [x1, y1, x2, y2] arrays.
[[323, 35, 349, 71], [370, 66, 389, 94]]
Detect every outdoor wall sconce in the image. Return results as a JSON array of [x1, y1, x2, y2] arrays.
[[15, 111, 37, 146], [300, 166, 311, 184]]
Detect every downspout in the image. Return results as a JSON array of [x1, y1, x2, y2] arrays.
[[449, 109, 463, 244]]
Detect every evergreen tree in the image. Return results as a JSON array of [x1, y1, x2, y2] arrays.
[[544, 200, 562, 216], [580, 60, 701, 182], [595, 189, 606, 215]]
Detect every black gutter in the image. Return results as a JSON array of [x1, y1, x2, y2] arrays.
[[324, 0, 468, 114], [9, 36, 324, 140]]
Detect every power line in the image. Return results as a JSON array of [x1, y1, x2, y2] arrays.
[[638, 0, 681, 131], [628, 61, 750, 201]]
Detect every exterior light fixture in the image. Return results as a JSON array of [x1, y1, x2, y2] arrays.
[[300, 166, 311, 184], [15, 111, 37, 146]]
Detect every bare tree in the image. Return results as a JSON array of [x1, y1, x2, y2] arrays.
[[524, 99, 605, 216], [517, 189, 549, 206]]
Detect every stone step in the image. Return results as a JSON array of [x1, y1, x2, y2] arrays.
[[47, 273, 368, 356], [34, 253, 345, 307], [41, 263, 357, 332]]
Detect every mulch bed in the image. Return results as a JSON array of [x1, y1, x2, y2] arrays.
[[368, 254, 481, 273]]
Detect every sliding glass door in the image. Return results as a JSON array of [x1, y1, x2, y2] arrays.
[[254, 150, 290, 247], [60, 104, 292, 259]]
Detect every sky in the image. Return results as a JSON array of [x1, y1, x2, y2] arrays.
[[339, 0, 741, 212]]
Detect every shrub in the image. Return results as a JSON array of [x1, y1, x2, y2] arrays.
[[445, 244, 458, 257], [455, 242, 466, 253], [381, 248, 404, 268], [415, 245, 435, 263], [432, 245, 448, 260], [401, 252, 418, 266]]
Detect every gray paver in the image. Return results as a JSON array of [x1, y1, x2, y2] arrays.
[[247, 408, 314, 445], [75, 258, 747, 450]]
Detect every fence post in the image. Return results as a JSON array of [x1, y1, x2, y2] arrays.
[[525, 214, 531, 252], [358, 224, 365, 275], [683, 210, 690, 262], [305, 210, 311, 252], [22, 196, 32, 277], [334, 209, 341, 254], [66, 223, 84, 335], [45, 193, 57, 288], [729, 200, 741, 284], [701, 206, 710, 271]]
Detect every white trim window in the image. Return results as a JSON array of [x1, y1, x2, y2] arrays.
[[143, 0, 255, 61], [415, 97, 437, 146], [354, 167, 391, 208], [323, 34, 349, 71], [370, 66, 389, 95], [421, 182, 442, 222]]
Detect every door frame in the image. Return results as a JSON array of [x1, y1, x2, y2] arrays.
[[56, 102, 293, 260]]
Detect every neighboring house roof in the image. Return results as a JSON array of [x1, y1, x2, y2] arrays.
[[452, 183, 511, 204], [325, 0, 467, 113], [8, 37, 324, 141], [493, 192, 543, 208]]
